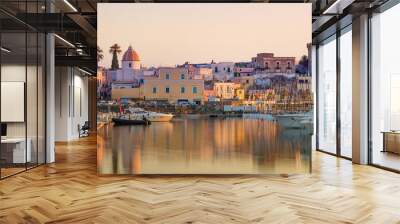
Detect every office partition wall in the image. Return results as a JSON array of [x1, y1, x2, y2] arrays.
[[0, 1, 46, 179]]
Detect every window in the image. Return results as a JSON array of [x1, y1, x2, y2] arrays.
[[340, 27, 352, 158], [287, 62, 291, 69], [276, 62, 280, 69], [214, 67, 218, 73], [370, 4, 400, 171], [129, 63, 132, 68], [192, 87, 197, 94], [165, 87, 170, 93], [227, 67, 231, 73], [166, 74, 170, 79], [181, 74, 185, 79], [317, 35, 337, 154], [265, 62, 269, 69], [181, 87, 185, 93], [152, 87, 157, 93]]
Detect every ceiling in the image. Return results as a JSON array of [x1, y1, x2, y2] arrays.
[[0, 0, 389, 74]]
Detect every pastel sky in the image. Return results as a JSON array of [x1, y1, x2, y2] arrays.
[[98, 3, 311, 68]]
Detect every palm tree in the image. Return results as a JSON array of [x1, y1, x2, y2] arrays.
[[109, 44, 122, 70], [97, 46, 104, 63]]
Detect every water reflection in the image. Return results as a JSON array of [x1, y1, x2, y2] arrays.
[[97, 117, 311, 174]]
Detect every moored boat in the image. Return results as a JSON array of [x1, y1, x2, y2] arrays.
[[127, 108, 174, 122], [112, 114, 151, 126], [274, 111, 312, 129]]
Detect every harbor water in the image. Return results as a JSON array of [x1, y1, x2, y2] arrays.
[[97, 116, 312, 174]]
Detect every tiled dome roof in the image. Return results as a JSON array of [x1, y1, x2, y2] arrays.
[[122, 46, 140, 61]]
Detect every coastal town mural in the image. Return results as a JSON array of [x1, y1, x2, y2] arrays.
[[97, 3, 312, 174]]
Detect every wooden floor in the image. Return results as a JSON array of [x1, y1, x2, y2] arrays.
[[1, 136, 400, 224]]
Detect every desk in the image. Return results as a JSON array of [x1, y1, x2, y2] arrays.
[[382, 131, 400, 154], [1, 138, 31, 163]]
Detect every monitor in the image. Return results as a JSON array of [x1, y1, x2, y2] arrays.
[[1, 123, 7, 137]]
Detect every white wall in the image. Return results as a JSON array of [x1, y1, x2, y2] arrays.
[[55, 67, 89, 141]]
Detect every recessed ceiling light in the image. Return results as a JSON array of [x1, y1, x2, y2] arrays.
[[78, 67, 93, 76], [63, 0, 78, 12], [1, 47, 11, 53], [54, 34, 75, 48]]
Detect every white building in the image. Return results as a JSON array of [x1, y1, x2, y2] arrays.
[[211, 62, 235, 81], [107, 46, 143, 83]]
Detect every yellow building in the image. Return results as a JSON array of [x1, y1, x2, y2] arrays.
[[111, 87, 143, 100], [213, 82, 245, 100], [144, 67, 204, 104]]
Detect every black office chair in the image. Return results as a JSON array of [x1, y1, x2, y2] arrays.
[[79, 121, 90, 138]]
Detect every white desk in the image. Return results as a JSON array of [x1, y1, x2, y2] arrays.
[[1, 138, 31, 163]]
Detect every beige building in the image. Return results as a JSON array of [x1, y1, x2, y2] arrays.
[[297, 75, 312, 91], [214, 82, 244, 100], [232, 75, 255, 92], [143, 67, 204, 104], [252, 53, 295, 73], [111, 87, 142, 100], [191, 67, 213, 80]]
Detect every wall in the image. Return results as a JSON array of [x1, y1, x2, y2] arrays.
[[55, 67, 89, 141], [111, 87, 143, 100], [144, 79, 204, 103]]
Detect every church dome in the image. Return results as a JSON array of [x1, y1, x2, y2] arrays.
[[122, 46, 140, 61]]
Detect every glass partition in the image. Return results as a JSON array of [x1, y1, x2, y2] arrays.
[[27, 31, 38, 169], [0, 2, 46, 179], [1, 31, 28, 177], [317, 35, 337, 154]]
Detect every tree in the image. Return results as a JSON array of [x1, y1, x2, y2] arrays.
[[295, 55, 309, 75], [97, 46, 104, 63], [109, 44, 122, 70]]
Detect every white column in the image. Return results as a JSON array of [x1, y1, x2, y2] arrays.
[[46, 33, 55, 163], [352, 14, 369, 164], [311, 45, 317, 151]]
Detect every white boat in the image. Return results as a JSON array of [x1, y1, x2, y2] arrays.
[[274, 111, 313, 129], [127, 108, 174, 122]]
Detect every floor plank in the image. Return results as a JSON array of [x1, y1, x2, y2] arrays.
[[0, 135, 399, 223]]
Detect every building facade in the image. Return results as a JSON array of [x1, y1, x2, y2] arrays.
[[252, 53, 295, 73], [143, 68, 204, 104], [213, 82, 244, 100], [211, 62, 235, 81]]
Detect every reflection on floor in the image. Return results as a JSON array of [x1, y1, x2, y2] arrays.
[[0, 167, 25, 178], [0, 162, 43, 179], [373, 151, 400, 171], [0, 135, 400, 223]]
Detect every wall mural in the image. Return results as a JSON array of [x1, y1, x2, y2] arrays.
[[97, 3, 313, 174]]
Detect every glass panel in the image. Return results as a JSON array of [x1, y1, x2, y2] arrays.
[[340, 28, 352, 158], [27, 31, 38, 169], [38, 32, 46, 165], [371, 4, 400, 171], [1, 31, 27, 177], [318, 36, 337, 154]]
